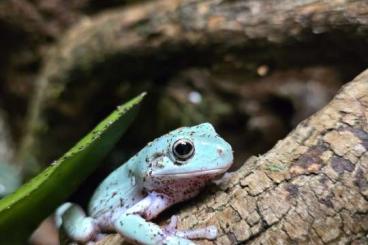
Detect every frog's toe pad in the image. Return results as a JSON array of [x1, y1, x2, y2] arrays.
[[163, 215, 217, 241], [176, 225, 218, 240], [164, 236, 196, 245], [204, 225, 218, 240], [163, 215, 179, 234]]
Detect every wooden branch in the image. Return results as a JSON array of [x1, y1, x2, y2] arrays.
[[20, 0, 368, 171], [39, 0, 368, 86], [97, 69, 368, 244], [180, 69, 368, 244]]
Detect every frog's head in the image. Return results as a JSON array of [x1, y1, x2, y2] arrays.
[[136, 123, 233, 191]]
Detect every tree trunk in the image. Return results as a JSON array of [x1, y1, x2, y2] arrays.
[[96, 69, 368, 244]]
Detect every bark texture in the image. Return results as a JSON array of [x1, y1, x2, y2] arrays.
[[97, 68, 368, 244], [34, 0, 368, 87], [19, 0, 368, 166], [179, 70, 368, 244]]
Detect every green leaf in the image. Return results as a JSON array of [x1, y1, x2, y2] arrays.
[[0, 93, 145, 244]]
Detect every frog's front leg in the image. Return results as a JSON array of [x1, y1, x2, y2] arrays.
[[113, 192, 195, 245]]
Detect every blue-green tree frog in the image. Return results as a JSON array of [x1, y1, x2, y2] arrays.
[[56, 123, 233, 244]]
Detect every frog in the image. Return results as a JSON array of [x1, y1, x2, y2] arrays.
[[56, 123, 233, 245]]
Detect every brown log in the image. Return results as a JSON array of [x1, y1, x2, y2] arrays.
[[19, 0, 368, 171], [36, 0, 368, 86], [96, 68, 368, 244]]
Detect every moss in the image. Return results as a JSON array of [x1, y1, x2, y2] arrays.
[[265, 162, 287, 172]]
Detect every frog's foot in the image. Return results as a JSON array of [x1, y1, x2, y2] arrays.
[[85, 233, 108, 244], [211, 172, 234, 186], [95, 233, 108, 241], [176, 226, 217, 240], [57, 202, 100, 243], [164, 215, 217, 240], [163, 215, 180, 234]]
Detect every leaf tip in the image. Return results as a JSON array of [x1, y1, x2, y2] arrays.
[[139, 91, 147, 98]]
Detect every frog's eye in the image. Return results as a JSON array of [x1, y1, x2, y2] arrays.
[[172, 139, 195, 161]]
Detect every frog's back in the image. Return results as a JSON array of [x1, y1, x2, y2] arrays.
[[87, 161, 144, 218]]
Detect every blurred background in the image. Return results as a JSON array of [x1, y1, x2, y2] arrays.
[[0, 0, 367, 244]]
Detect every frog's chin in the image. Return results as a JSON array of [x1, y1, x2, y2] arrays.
[[152, 162, 232, 178]]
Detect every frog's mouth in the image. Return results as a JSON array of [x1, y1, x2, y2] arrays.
[[153, 162, 232, 178]]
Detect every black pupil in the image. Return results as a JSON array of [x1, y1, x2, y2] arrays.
[[175, 142, 192, 157]]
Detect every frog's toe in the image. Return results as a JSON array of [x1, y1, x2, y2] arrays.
[[202, 225, 217, 240], [176, 225, 218, 240], [163, 235, 197, 245], [163, 215, 179, 234], [163, 216, 218, 241], [60, 203, 100, 243]]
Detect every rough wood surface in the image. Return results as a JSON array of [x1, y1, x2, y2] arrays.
[[95, 69, 368, 244], [19, 0, 368, 166], [37, 0, 368, 86], [182, 70, 368, 244]]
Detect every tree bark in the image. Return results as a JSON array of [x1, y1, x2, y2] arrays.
[[97, 68, 368, 244], [34, 0, 368, 86], [19, 0, 368, 167]]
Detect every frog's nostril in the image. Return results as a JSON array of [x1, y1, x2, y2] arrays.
[[217, 147, 224, 156]]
